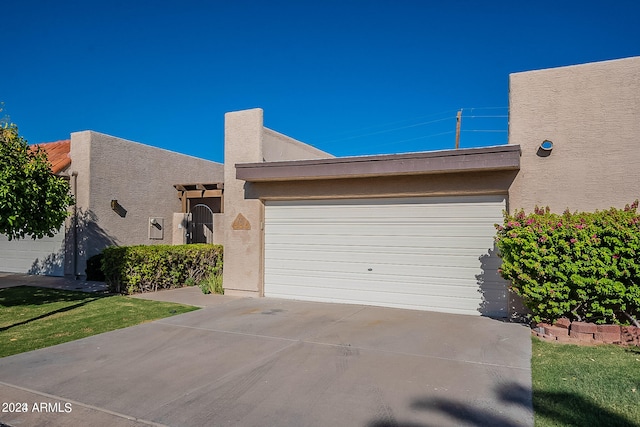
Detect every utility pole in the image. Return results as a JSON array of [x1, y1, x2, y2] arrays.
[[455, 109, 462, 149]]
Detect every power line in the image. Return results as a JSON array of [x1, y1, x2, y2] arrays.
[[320, 116, 455, 144], [315, 106, 509, 150], [315, 109, 458, 144], [462, 129, 508, 133], [463, 115, 509, 118], [462, 106, 508, 110], [364, 130, 456, 149]]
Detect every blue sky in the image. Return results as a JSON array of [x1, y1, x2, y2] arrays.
[[3, 0, 639, 163]]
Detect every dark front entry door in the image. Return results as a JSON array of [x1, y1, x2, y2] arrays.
[[189, 204, 214, 243]]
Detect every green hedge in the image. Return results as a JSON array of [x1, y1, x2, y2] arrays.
[[102, 244, 223, 295], [495, 202, 640, 325]]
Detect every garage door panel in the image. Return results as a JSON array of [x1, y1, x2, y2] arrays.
[[266, 243, 494, 259], [265, 251, 497, 273], [267, 206, 503, 218], [266, 269, 505, 288], [266, 197, 505, 218], [266, 254, 490, 274], [266, 275, 508, 315], [0, 254, 34, 272], [0, 240, 62, 253], [266, 235, 497, 250], [265, 223, 497, 238], [264, 196, 508, 317], [266, 281, 496, 314], [266, 268, 505, 294], [267, 216, 503, 226], [266, 246, 502, 268], [266, 271, 506, 295], [266, 272, 501, 299], [0, 229, 65, 276], [267, 279, 486, 304]]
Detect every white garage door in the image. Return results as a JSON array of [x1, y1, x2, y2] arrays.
[[264, 195, 508, 317], [0, 228, 65, 276]]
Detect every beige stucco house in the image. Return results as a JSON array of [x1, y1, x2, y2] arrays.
[[2, 56, 637, 318], [223, 110, 518, 317], [0, 131, 223, 277], [221, 56, 640, 318]]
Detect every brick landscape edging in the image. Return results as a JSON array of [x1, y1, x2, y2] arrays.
[[532, 319, 640, 346]]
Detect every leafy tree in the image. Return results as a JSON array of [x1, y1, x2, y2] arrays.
[[0, 122, 74, 240]]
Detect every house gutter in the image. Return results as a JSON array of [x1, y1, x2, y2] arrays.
[[236, 145, 521, 182]]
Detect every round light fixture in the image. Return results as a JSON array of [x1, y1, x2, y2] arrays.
[[537, 140, 553, 157]]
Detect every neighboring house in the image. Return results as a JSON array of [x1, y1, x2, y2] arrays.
[[0, 140, 72, 276], [223, 56, 640, 318], [0, 131, 223, 277]]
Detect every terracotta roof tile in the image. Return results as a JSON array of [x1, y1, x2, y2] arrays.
[[30, 140, 71, 174]]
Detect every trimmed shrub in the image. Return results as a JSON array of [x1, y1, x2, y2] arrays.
[[85, 253, 105, 281], [495, 202, 640, 325], [102, 244, 223, 295]]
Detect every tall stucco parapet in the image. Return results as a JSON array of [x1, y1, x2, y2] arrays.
[[223, 109, 265, 295], [69, 131, 92, 210], [508, 56, 640, 213], [66, 131, 92, 276]]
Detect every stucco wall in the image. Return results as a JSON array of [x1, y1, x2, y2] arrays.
[[68, 131, 223, 276], [509, 56, 640, 213], [223, 109, 333, 295], [223, 109, 265, 295], [262, 128, 334, 162]]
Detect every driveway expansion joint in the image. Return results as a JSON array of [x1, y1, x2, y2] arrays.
[[153, 319, 531, 371], [0, 380, 168, 427]]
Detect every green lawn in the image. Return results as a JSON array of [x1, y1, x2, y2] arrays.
[[532, 337, 640, 427], [0, 286, 199, 358]]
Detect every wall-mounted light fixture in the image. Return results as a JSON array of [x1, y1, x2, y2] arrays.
[[111, 200, 127, 218], [537, 140, 553, 157], [149, 217, 164, 239]]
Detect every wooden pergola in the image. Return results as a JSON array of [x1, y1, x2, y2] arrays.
[[173, 183, 223, 213]]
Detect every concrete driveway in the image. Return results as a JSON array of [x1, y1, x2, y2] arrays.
[[0, 289, 532, 427]]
